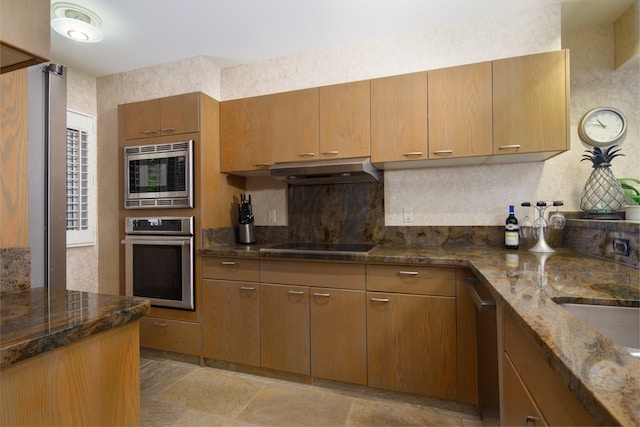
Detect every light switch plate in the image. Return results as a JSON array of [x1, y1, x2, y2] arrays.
[[403, 208, 414, 223]]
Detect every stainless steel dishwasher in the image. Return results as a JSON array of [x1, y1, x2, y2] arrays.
[[466, 275, 500, 421]]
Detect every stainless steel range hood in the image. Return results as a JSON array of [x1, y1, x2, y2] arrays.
[[269, 157, 380, 185]]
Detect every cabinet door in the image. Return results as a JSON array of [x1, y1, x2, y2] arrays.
[[367, 292, 457, 399], [371, 72, 428, 163], [271, 88, 319, 163], [502, 354, 548, 426], [493, 50, 569, 155], [319, 81, 370, 159], [310, 288, 367, 385], [260, 283, 310, 375], [220, 95, 273, 172], [123, 99, 161, 140], [203, 280, 260, 366], [428, 62, 492, 159], [0, 0, 50, 73], [159, 93, 200, 136], [139, 316, 201, 356]]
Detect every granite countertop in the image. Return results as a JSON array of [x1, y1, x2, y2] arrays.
[[0, 288, 150, 368], [201, 243, 640, 426]]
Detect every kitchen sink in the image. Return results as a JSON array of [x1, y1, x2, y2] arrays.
[[559, 303, 640, 358]]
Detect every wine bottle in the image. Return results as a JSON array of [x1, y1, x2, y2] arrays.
[[505, 205, 519, 250]]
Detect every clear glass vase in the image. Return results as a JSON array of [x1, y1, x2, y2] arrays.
[[580, 165, 626, 214]]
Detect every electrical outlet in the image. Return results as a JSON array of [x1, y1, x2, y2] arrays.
[[403, 208, 414, 223], [612, 238, 630, 256], [268, 209, 277, 223]]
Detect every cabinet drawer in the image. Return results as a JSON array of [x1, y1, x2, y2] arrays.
[[504, 311, 595, 426], [366, 264, 455, 296], [140, 316, 201, 356], [202, 257, 260, 282], [261, 260, 365, 290]]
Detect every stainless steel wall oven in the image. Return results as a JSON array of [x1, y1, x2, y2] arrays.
[[122, 216, 194, 310]]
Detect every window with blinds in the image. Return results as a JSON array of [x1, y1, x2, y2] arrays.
[[66, 111, 95, 247]]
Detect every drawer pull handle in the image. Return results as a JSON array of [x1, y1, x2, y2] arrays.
[[298, 152, 316, 157], [432, 149, 453, 154], [403, 151, 423, 157], [153, 322, 168, 327], [240, 287, 256, 291], [371, 298, 390, 303], [321, 151, 339, 156], [160, 127, 176, 133], [288, 291, 305, 295], [313, 293, 331, 297], [142, 130, 158, 135], [221, 261, 236, 265], [398, 271, 419, 276], [499, 144, 521, 150], [254, 162, 273, 167], [524, 415, 539, 425]]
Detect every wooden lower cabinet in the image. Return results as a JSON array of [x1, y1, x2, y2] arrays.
[[310, 287, 367, 385], [367, 291, 457, 399], [140, 316, 201, 356], [202, 279, 260, 366], [502, 353, 547, 426], [500, 306, 596, 426], [260, 283, 310, 375], [1, 322, 140, 426]]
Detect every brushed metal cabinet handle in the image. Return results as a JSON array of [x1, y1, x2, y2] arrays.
[[398, 271, 419, 276], [142, 130, 158, 135], [153, 322, 168, 327], [433, 149, 453, 154], [288, 290, 305, 295], [321, 151, 339, 155], [160, 127, 176, 133], [253, 162, 273, 167], [370, 298, 390, 303], [298, 152, 316, 157], [403, 151, 424, 156], [221, 261, 236, 265], [313, 293, 331, 297], [240, 287, 256, 291], [499, 144, 521, 150]]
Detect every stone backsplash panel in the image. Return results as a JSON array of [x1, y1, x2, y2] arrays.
[[1, 247, 30, 294]]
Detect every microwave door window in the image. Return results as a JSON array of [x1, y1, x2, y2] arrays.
[[132, 244, 182, 301], [129, 156, 186, 194]]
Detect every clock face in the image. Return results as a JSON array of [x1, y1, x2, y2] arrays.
[[578, 107, 627, 147]]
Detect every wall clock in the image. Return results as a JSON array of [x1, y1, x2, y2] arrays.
[[578, 107, 627, 147]]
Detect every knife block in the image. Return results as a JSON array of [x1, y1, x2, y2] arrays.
[[238, 223, 256, 244]]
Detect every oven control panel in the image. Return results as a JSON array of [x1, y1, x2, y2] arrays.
[[125, 216, 193, 235]]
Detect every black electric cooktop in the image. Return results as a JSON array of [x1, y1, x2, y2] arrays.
[[260, 242, 376, 255]]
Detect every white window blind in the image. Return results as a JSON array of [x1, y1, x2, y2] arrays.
[[66, 111, 95, 247]]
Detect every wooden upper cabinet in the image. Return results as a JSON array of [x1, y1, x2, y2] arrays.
[[123, 92, 199, 140], [428, 62, 493, 159], [493, 50, 569, 155], [319, 80, 370, 159], [370, 71, 428, 163], [270, 88, 319, 163], [220, 95, 273, 172], [0, 0, 50, 74]]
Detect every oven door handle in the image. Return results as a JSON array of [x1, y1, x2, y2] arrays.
[[121, 238, 191, 246]]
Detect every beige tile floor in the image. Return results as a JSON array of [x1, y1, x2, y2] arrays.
[[141, 349, 494, 426]]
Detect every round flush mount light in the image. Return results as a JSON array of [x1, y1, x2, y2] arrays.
[[51, 2, 104, 43]]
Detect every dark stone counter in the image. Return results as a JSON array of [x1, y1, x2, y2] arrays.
[[0, 288, 150, 368]]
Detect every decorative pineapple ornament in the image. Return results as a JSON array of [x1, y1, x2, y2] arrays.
[[580, 145, 626, 216]]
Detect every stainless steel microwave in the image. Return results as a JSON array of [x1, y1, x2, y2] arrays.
[[124, 140, 193, 209]]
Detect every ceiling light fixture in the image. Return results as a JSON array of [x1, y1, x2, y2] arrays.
[[51, 2, 104, 43]]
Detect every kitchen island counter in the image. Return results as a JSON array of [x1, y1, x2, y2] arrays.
[[202, 243, 639, 426], [0, 288, 150, 425], [0, 288, 150, 368]]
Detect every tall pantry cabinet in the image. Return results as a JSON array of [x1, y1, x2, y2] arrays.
[[118, 92, 244, 357]]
